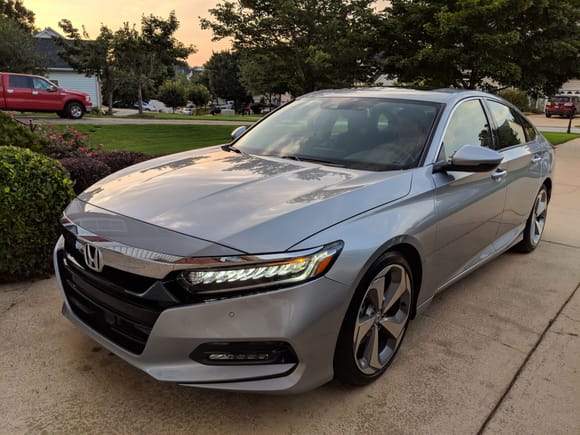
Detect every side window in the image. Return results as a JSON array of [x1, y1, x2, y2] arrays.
[[32, 77, 54, 91], [517, 114, 537, 142], [8, 75, 33, 88], [485, 100, 526, 149], [442, 99, 492, 160]]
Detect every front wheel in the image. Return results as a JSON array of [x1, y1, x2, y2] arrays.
[[334, 252, 413, 386], [515, 185, 549, 253], [66, 102, 84, 119]]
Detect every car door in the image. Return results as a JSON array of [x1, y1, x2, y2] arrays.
[[5, 74, 35, 110], [30, 76, 62, 111], [483, 99, 544, 249], [430, 98, 508, 291]]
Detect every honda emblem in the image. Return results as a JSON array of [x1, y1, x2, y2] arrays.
[[83, 244, 104, 272]]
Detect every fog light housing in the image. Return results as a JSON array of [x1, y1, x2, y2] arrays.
[[190, 342, 298, 366]]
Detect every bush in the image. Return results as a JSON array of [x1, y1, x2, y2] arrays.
[[95, 151, 152, 173], [0, 111, 47, 152], [59, 157, 112, 194], [497, 89, 531, 112], [0, 146, 75, 282], [36, 125, 103, 159]]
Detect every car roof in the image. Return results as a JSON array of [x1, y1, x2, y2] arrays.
[[300, 87, 493, 105]]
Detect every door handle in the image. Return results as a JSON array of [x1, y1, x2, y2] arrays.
[[6, 89, 14, 94], [491, 168, 507, 181], [531, 155, 542, 164], [32, 91, 39, 95]]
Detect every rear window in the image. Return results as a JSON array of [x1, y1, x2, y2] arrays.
[[551, 96, 571, 102]]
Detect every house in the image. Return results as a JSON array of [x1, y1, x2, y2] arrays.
[[34, 28, 102, 108]]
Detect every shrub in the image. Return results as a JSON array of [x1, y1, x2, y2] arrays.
[[497, 89, 531, 112], [0, 146, 75, 282], [0, 111, 47, 152], [59, 157, 112, 194], [95, 151, 152, 173], [36, 125, 103, 159]]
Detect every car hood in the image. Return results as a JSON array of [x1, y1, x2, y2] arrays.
[[78, 147, 412, 253]]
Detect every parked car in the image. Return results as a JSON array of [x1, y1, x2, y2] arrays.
[[54, 88, 553, 393], [134, 101, 158, 112], [180, 107, 193, 115], [0, 72, 92, 119], [209, 106, 221, 115], [545, 94, 580, 118]]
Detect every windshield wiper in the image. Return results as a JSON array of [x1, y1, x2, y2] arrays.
[[281, 155, 345, 167], [221, 143, 241, 154]]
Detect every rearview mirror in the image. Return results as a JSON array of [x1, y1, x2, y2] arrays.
[[434, 145, 502, 173], [231, 126, 247, 140]]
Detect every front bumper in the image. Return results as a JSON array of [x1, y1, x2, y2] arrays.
[[54, 237, 351, 393]]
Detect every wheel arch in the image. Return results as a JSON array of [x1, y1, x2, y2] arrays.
[[386, 243, 423, 319]]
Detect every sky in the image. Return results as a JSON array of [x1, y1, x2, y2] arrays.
[[24, 1, 389, 67], [23, 0, 232, 66]]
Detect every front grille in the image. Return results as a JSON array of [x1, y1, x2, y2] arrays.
[[57, 248, 174, 355]]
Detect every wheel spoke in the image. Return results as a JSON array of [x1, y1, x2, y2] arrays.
[[354, 315, 375, 352], [380, 312, 406, 340], [534, 218, 544, 236], [535, 198, 547, 216], [364, 325, 382, 370], [383, 268, 409, 313], [369, 276, 385, 310]]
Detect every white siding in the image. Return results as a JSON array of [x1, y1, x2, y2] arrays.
[[560, 80, 580, 94], [45, 71, 101, 108]]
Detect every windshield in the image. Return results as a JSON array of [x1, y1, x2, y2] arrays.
[[234, 97, 441, 171]]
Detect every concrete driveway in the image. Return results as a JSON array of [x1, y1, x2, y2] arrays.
[[1, 142, 579, 434]]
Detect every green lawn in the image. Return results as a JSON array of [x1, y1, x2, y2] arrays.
[[57, 124, 241, 155], [541, 131, 580, 145], [139, 112, 263, 122]]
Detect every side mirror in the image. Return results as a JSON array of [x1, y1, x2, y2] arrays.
[[47, 85, 57, 92], [231, 126, 247, 140], [434, 145, 502, 173]]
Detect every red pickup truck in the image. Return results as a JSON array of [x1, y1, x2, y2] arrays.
[[0, 72, 92, 119]]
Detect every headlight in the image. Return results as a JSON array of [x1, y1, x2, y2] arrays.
[[178, 241, 343, 294], [85, 95, 91, 102]]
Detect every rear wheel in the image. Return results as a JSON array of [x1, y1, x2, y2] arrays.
[[66, 102, 84, 119], [515, 185, 548, 253], [545, 113, 552, 118], [334, 252, 413, 385]]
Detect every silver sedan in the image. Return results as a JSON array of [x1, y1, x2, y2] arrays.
[[54, 88, 553, 393]]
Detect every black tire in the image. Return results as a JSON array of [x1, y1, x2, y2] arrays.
[[514, 185, 549, 253], [545, 113, 551, 118], [66, 102, 84, 119], [334, 251, 414, 386]]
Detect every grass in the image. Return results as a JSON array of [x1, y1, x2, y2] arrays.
[[54, 124, 241, 155], [540, 131, 580, 145], [127, 112, 262, 122]]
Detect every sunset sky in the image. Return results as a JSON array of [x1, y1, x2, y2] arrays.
[[23, 0, 231, 66], [23, 1, 388, 67]]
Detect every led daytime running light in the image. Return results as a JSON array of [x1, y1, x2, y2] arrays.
[[180, 242, 342, 293]]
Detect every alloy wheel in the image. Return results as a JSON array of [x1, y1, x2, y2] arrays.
[[530, 188, 548, 247], [353, 263, 412, 375]]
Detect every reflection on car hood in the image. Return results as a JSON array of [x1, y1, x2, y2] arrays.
[[79, 148, 412, 252]]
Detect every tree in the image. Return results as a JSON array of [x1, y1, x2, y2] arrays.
[[200, 0, 379, 96], [204, 51, 250, 106], [57, 20, 121, 114], [0, 0, 36, 34], [0, 16, 45, 73], [114, 11, 195, 114], [379, 0, 580, 96], [238, 52, 289, 101], [186, 82, 211, 107], [157, 80, 187, 110]]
